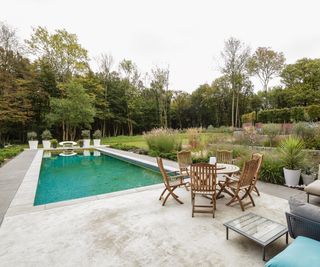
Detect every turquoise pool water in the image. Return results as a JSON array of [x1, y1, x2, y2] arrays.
[[34, 153, 163, 205]]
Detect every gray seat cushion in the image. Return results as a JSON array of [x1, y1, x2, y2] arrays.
[[289, 197, 320, 223], [305, 180, 320, 195]]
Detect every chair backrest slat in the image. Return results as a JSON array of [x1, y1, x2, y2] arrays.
[[156, 157, 170, 186], [238, 159, 259, 188], [251, 153, 263, 180], [217, 150, 233, 164], [177, 150, 192, 171], [190, 163, 217, 193]]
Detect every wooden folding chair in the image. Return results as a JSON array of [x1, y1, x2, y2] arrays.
[[190, 163, 217, 218], [250, 153, 264, 196], [157, 157, 188, 206], [217, 150, 233, 164], [219, 159, 259, 211]]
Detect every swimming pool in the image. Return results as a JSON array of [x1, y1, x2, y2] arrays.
[[34, 152, 163, 205]]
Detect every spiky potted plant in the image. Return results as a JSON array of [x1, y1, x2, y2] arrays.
[[41, 130, 52, 149], [27, 131, 38, 150], [278, 136, 305, 187], [81, 130, 90, 148], [93, 130, 102, 146]]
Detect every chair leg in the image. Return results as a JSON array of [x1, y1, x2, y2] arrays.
[[254, 185, 260, 196], [246, 189, 255, 207], [162, 191, 171, 206], [237, 195, 245, 211], [191, 193, 195, 217], [159, 188, 167, 200], [307, 193, 310, 203]]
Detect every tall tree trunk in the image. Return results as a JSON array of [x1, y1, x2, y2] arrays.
[[231, 90, 235, 128]]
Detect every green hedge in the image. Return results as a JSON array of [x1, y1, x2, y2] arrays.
[[253, 104, 320, 123], [0, 146, 24, 165], [241, 111, 256, 123]]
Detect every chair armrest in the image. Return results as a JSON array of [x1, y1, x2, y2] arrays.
[[224, 175, 239, 182], [168, 174, 185, 182], [286, 212, 320, 241]]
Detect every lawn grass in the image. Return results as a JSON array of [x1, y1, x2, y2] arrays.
[[102, 132, 233, 150], [102, 135, 148, 149]]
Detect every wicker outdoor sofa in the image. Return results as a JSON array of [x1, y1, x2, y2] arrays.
[[266, 198, 320, 267]]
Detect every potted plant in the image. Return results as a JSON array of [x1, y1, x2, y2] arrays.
[[93, 130, 102, 146], [41, 130, 52, 149], [51, 139, 58, 148], [81, 130, 90, 148], [279, 136, 305, 187], [78, 139, 84, 148], [27, 131, 38, 150], [301, 167, 317, 186]]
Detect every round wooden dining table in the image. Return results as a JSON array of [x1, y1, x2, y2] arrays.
[[215, 163, 240, 176]]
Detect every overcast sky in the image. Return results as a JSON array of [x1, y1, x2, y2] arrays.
[[1, 0, 320, 92]]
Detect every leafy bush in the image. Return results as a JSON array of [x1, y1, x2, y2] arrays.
[[293, 122, 320, 149], [144, 128, 181, 154], [207, 125, 214, 132], [148, 150, 177, 161], [291, 107, 305, 122], [260, 156, 285, 185], [81, 130, 90, 139], [278, 136, 305, 170], [262, 123, 281, 146], [27, 131, 37, 141], [93, 130, 102, 139], [241, 111, 256, 123], [257, 105, 320, 123], [307, 105, 320, 121], [51, 139, 58, 148], [41, 130, 52, 140], [0, 146, 24, 165]]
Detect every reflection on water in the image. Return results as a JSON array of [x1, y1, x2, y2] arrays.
[[94, 151, 101, 157], [43, 151, 51, 158]]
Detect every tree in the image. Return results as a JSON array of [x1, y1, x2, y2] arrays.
[[47, 81, 95, 140], [26, 27, 89, 81], [150, 66, 170, 128], [247, 47, 285, 92], [220, 37, 251, 127]]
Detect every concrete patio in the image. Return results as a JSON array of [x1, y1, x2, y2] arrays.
[[0, 148, 316, 267], [0, 186, 289, 267]]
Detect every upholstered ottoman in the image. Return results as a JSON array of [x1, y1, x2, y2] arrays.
[[305, 180, 320, 203]]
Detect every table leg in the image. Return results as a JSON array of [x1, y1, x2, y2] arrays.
[[262, 246, 266, 261], [226, 227, 229, 240], [286, 232, 288, 244]]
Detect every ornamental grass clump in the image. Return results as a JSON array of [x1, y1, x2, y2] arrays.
[[187, 127, 202, 149], [278, 136, 305, 170], [144, 128, 181, 154]]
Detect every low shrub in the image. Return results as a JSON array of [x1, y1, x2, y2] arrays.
[[81, 130, 90, 139], [262, 123, 281, 146], [41, 130, 52, 140], [93, 130, 102, 139], [260, 155, 285, 184], [27, 131, 37, 140], [144, 128, 181, 153], [110, 143, 148, 155], [0, 146, 24, 166]]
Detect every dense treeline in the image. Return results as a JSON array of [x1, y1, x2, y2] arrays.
[[1, 22, 320, 143]]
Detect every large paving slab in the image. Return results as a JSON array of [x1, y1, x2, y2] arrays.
[[0, 150, 37, 225]]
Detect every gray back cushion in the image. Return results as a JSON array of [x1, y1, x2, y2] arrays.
[[289, 197, 320, 223]]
